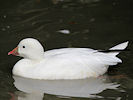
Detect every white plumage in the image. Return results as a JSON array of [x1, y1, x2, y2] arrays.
[[9, 38, 128, 80]]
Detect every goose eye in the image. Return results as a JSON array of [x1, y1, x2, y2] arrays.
[[22, 46, 25, 48]]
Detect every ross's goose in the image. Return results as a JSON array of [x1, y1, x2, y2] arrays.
[[8, 38, 128, 80]]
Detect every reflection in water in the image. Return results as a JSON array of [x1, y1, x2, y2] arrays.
[[13, 75, 120, 100]]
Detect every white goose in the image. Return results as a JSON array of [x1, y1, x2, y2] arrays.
[[8, 38, 128, 80]]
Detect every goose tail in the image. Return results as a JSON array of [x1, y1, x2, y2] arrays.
[[109, 41, 129, 56]]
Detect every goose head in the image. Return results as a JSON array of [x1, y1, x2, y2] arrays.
[[8, 38, 44, 60]]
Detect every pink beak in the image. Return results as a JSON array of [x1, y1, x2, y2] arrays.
[[8, 47, 19, 56]]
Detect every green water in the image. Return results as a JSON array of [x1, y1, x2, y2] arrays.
[[0, 0, 133, 100]]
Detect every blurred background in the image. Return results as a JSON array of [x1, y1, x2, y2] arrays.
[[0, 0, 133, 100]]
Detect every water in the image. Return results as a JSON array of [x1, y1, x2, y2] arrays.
[[0, 0, 133, 99]]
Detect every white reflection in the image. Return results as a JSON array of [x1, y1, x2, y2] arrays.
[[13, 76, 119, 100], [58, 29, 70, 34]]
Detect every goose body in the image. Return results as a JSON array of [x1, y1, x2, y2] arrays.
[[8, 38, 128, 80]]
